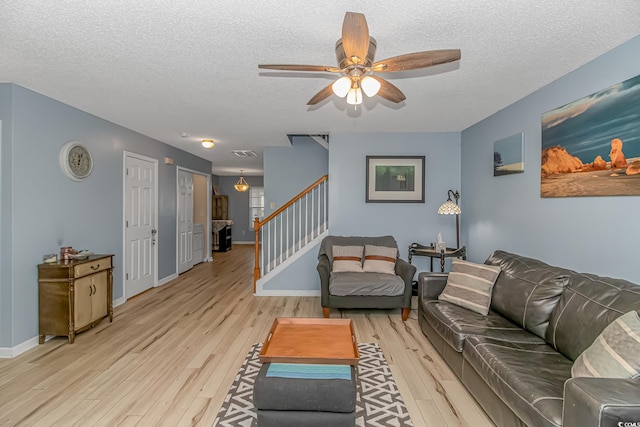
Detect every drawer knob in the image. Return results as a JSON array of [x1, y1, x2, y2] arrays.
[[90, 264, 100, 270]]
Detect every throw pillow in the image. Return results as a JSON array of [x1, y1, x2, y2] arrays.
[[571, 311, 640, 379], [438, 259, 501, 315], [362, 245, 397, 275], [332, 246, 364, 273]]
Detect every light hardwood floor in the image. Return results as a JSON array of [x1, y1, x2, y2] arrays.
[[0, 245, 495, 426]]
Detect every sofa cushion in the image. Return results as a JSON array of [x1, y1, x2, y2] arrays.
[[485, 250, 570, 338], [331, 245, 364, 273], [439, 259, 501, 315], [545, 270, 640, 361], [572, 311, 640, 379], [362, 245, 397, 274], [421, 300, 545, 352], [463, 336, 572, 427], [318, 235, 398, 265], [329, 272, 405, 297]]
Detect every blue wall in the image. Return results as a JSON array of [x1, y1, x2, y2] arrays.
[[0, 85, 13, 347], [329, 132, 461, 274], [461, 35, 640, 283], [0, 84, 212, 348], [263, 136, 329, 216], [217, 175, 264, 243]]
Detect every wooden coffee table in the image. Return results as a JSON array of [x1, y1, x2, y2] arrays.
[[258, 317, 359, 365]]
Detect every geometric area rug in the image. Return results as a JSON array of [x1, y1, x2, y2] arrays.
[[212, 342, 414, 426]]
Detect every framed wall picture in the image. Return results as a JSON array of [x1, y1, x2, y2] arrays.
[[541, 73, 640, 197], [366, 156, 425, 203], [493, 133, 524, 176]]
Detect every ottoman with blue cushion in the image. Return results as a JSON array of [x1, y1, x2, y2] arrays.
[[253, 362, 357, 427]]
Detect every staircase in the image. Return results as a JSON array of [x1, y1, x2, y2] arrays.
[[253, 175, 328, 293]]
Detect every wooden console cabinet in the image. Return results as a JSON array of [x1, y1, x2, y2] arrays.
[[38, 254, 114, 344]]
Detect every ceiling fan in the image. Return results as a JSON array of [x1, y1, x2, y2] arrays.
[[258, 12, 461, 106]]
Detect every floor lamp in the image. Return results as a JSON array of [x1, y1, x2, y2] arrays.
[[437, 190, 461, 249]]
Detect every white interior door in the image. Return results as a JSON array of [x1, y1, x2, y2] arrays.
[[178, 169, 194, 274], [124, 154, 157, 299]]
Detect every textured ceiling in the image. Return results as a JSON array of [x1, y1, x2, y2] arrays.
[[2, 1, 639, 175]]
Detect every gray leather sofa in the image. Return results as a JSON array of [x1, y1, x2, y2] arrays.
[[418, 250, 640, 427], [318, 235, 416, 321]]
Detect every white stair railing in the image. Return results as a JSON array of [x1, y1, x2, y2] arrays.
[[253, 175, 328, 292]]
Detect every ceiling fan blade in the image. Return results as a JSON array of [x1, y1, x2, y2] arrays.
[[307, 83, 335, 105], [258, 64, 341, 72], [371, 76, 406, 103], [341, 12, 370, 65], [372, 49, 461, 72]]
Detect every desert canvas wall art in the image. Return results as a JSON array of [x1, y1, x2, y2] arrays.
[[541, 73, 640, 197]]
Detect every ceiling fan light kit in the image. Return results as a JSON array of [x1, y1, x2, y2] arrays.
[[346, 87, 363, 105], [259, 12, 461, 107]]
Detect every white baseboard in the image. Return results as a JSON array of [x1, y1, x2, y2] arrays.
[[232, 241, 254, 245], [255, 289, 321, 297], [1, 295, 128, 359], [0, 336, 42, 359], [157, 273, 178, 287]]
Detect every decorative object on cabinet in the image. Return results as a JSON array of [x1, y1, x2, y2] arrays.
[[59, 141, 93, 181], [494, 132, 524, 176], [437, 189, 461, 248], [366, 156, 425, 203], [212, 195, 228, 220], [37, 254, 114, 344], [234, 170, 250, 192]]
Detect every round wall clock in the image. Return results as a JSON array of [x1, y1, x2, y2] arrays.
[[59, 141, 93, 181]]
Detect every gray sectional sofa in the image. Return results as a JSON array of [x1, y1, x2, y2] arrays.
[[418, 250, 640, 427]]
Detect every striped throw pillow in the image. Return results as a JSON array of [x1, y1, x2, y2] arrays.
[[332, 246, 364, 273], [362, 245, 397, 275], [438, 259, 501, 315], [571, 311, 640, 379]]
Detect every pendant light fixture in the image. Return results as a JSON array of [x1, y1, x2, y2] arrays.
[[234, 170, 249, 192]]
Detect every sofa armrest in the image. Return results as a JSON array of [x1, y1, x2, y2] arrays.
[[395, 258, 417, 306], [418, 272, 449, 299], [317, 255, 331, 306], [563, 377, 640, 427]]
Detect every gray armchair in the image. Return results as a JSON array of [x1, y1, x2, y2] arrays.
[[317, 235, 416, 321]]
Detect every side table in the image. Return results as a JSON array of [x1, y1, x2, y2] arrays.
[[408, 243, 467, 272]]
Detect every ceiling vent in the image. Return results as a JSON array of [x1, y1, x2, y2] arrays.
[[232, 150, 258, 157]]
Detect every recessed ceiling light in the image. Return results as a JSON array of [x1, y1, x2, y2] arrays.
[[180, 132, 190, 138], [201, 139, 215, 149]]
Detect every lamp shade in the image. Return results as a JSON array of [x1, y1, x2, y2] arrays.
[[346, 87, 363, 105], [361, 76, 381, 97], [332, 76, 351, 98], [437, 199, 461, 215]]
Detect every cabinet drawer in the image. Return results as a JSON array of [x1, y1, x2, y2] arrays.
[[75, 257, 112, 277]]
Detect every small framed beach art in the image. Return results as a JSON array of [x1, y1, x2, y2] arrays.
[[494, 133, 524, 176], [541, 73, 640, 198], [366, 155, 425, 203]]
